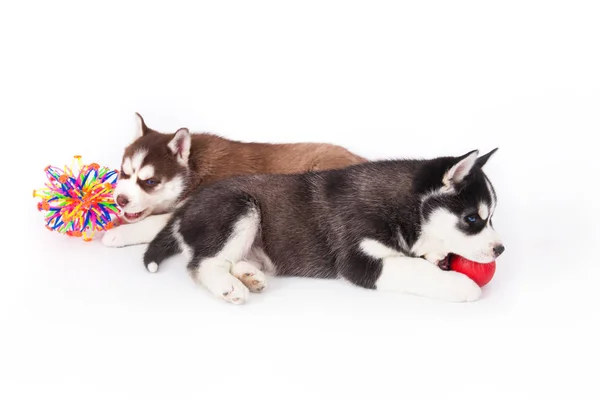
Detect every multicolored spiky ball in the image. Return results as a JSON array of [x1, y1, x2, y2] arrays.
[[33, 156, 121, 241]]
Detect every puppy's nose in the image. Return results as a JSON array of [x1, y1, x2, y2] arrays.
[[493, 244, 505, 257], [116, 194, 129, 208]]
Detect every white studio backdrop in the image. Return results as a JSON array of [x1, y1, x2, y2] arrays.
[[1, 1, 599, 400]]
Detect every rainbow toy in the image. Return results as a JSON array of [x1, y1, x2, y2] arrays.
[[33, 155, 121, 241]]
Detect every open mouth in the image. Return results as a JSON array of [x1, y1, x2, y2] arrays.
[[437, 254, 453, 270], [123, 210, 146, 221]]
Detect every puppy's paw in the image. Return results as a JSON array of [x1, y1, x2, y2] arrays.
[[433, 271, 482, 302], [239, 271, 267, 293], [207, 274, 250, 305], [102, 227, 128, 248], [231, 261, 267, 293]]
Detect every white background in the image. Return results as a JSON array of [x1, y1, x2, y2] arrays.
[[2, 1, 599, 399]]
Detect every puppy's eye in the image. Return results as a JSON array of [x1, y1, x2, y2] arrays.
[[144, 179, 159, 187], [465, 214, 479, 224]]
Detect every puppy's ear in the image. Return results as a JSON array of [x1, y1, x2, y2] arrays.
[[443, 150, 479, 187], [168, 128, 191, 166], [475, 148, 498, 169], [135, 112, 149, 137]]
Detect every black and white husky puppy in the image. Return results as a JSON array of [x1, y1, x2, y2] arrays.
[[143, 149, 504, 303]]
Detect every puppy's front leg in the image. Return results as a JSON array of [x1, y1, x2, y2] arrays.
[[102, 213, 172, 247], [376, 256, 482, 302]]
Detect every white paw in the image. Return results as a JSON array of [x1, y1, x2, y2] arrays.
[[433, 271, 482, 302], [231, 261, 267, 293], [210, 275, 250, 305], [102, 227, 127, 247], [238, 270, 267, 293]]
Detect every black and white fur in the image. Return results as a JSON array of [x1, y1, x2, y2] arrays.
[[143, 149, 504, 303]]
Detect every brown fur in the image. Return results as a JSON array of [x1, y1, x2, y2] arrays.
[[123, 114, 367, 205]]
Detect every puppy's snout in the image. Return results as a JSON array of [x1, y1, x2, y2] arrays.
[[116, 194, 129, 208], [493, 244, 505, 257]]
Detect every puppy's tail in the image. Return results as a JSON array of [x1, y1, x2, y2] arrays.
[[143, 218, 182, 273]]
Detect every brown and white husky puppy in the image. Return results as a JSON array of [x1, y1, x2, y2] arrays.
[[102, 113, 366, 248]]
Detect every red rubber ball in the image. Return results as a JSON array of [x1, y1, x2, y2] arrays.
[[450, 255, 496, 287]]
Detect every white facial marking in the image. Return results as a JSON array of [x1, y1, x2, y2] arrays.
[[138, 165, 155, 181], [478, 203, 489, 220], [115, 149, 146, 214], [131, 149, 147, 172], [113, 145, 187, 221], [412, 208, 502, 263], [151, 176, 185, 214], [122, 157, 133, 176]]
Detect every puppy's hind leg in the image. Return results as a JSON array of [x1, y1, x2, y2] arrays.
[[193, 258, 250, 305], [231, 260, 267, 293], [189, 207, 261, 305]]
